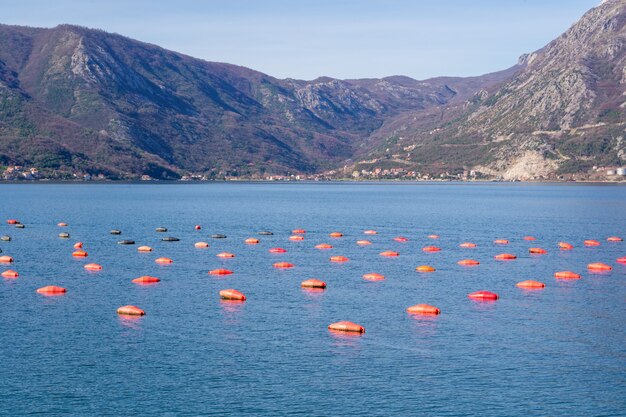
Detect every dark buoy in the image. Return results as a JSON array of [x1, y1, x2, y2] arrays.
[[156, 227, 168, 232], [211, 234, 227, 239], [259, 231, 274, 235], [58, 233, 70, 239], [15, 224, 25, 229], [0, 236, 11, 242], [118, 240, 135, 245], [162, 237, 180, 242], [110, 230, 122, 235]]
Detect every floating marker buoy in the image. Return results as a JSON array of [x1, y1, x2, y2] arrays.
[[137, 246, 153, 252], [245, 238, 260, 244], [132, 276, 160, 284], [117, 305, 145, 316], [156, 227, 168, 232], [269, 247, 287, 253], [495, 253, 517, 260], [494, 239, 509, 245], [292, 229, 306, 234], [211, 234, 227, 239], [607, 236, 623, 242], [72, 250, 88, 257], [415, 265, 436, 272], [195, 225, 202, 230], [356, 240, 372, 245], [301, 279, 326, 289], [315, 244, 332, 249], [422, 246, 441, 252], [428, 234, 439, 239], [73, 242, 83, 249], [84, 263, 102, 271], [1, 235, 11, 241], [209, 269, 233, 275], [220, 289, 246, 301], [58, 233, 70, 239], [558, 242, 574, 250], [328, 321, 364, 333], [554, 271, 581, 279], [406, 304, 440, 315], [195, 242, 209, 248], [380, 250, 399, 257], [459, 242, 477, 248], [110, 230, 122, 235], [362, 273, 385, 281], [587, 262, 612, 271], [458, 259, 480, 266], [329, 232, 343, 238], [118, 240, 135, 245], [468, 290, 499, 301], [1, 270, 18, 278], [0, 256, 13, 263], [155, 257, 173, 264], [523, 236, 537, 241], [289, 235, 304, 241], [617, 257, 626, 264], [364, 230, 377, 235], [57, 222, 68, 227], [584, 240, 600, 246], [37, 285, 66, 295], [217, 252, 235, 258], [330, 256, 349, 262], [259, 231, 273, 235], [15, 224, 24, 229], [162, 237, 180, 242], [273, 262, 294, 269], [516, 280, 545, 289], [394, 237, 408, 242], [6, 220, 19, 225], [529, 247, 547, 254]]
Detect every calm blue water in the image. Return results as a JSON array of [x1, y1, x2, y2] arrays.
[[0, 183, 625, 416]]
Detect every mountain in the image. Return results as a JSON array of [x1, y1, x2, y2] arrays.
[[0, 24, 512, 179], [358, 0, 626, 180]]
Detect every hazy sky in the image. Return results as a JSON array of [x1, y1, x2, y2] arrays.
[[1, 0, 600, 80]]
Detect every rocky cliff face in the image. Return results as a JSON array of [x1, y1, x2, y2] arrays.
[[364, 0, 626, 180]]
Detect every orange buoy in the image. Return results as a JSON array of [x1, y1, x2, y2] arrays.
[[468, 290, 499, 301], [72, 250, 88, 257], [217, 252, 235, 258], [328, 321, 365, 333], [132, 275, 160, 284], [273, 262, 294, 269], [356, 240, 372, 245], [301, 279, 326, 289], [137, 246, 153, 252], [516, 280, 545, 289], [57, 222, 68, 227], [529, 247, 547, 254], [428, 234, 439, 239], [329, 232, 343, 238], [459, 242, 477, 248], [209, 269, 233, 275], [220, 289, 246, 301], [406, 304, 441, 315], [73, 242, 83, 249], [495, 253, 517, 260], [380, 250, 399, 257], [458, 259, 480, 266], [292, 229, 306, 234], [245, 238, 260, 244], [422, 246, 441, 252], [194, 242, 209, 248], [0, 256, 14, 263], [415, 265, 436, 272], [607, 236, 623, 242], [617, 256, 626, 264], [84, 263, 102, 271], [155, 257, 173, 264], [558, 242, 574, 250], [584, 239, 600, 246], [6, 219, 19, 225], [523, 236, 537, 241], [1, 270, 18, 278], [330, 256, 349, 263], [117, 305, 145, 316], [269, 247, 287, 253], [364, 230, 377, 235], [315, 243, 333, 249], [195, 225, 201, 230], [494, 239, 509, 245], [37, 285, 66, 295], [289, 235, 304, 241], [362, 273, 385, 281], [587, 262, 612, 271], [394, 236, 409, 242], [554, 271, 581, 279]]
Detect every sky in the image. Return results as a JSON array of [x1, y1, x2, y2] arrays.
[[0, 0, 601, 80]]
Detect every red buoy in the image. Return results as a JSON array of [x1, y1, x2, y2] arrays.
[[273, 262, 294, 269], [73, 242, 83, 249], [72, 250, 88, 257], [117, 305, 145, 316], [328, 321, 364, 333], [587, 262, 612, 271], [364, 230, 377, 235], [301, 279, 326, 289], [362, 273, 385, 281], [558, 242, 574, 250], [138, 246, 153, 252], [195, 225, 202, 230], [468, 290, 499, 301], [217, 252, 235, 258], [245, 238, 260, 244], [289, 235, 304, 241], [607, 236, 623, 242], [292, 229, 306, 234], [516, 280, 545, 289], [356, 240, 372, 245], [458, 259, 480, 266], [406, 304, 441, 315], [330, 256, 349, 263], [220, 289, 246, 301], [554, 271, 581, 279], [194, 242, 209, 248], [37, 285, 66, 295], [84, 263, 102, 271], [329, 232, 343, 238], [132, 276, 160, 284], [415, 265, 436, 272], [6, 219, 19, 225], [523, 236, 537, 241], [155, 257, 173, 264], [427, 234, 439, 239], [422, 246, 441, 252], [495, 253, 517, 260], [269, 247, 287, 253], [584, 240, 600, 247], [617, 257, 626, 264], [1, 270, 18, 278], [209, 269, 233, 275], [394, 236, 409, 242], [529, 247, 547, 254], [494, 239, 509, 245], [459, 242, 477, 248], [380, 250, 399, 257], [0, 256, 14, 263], [315, 243, 333, 249]]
